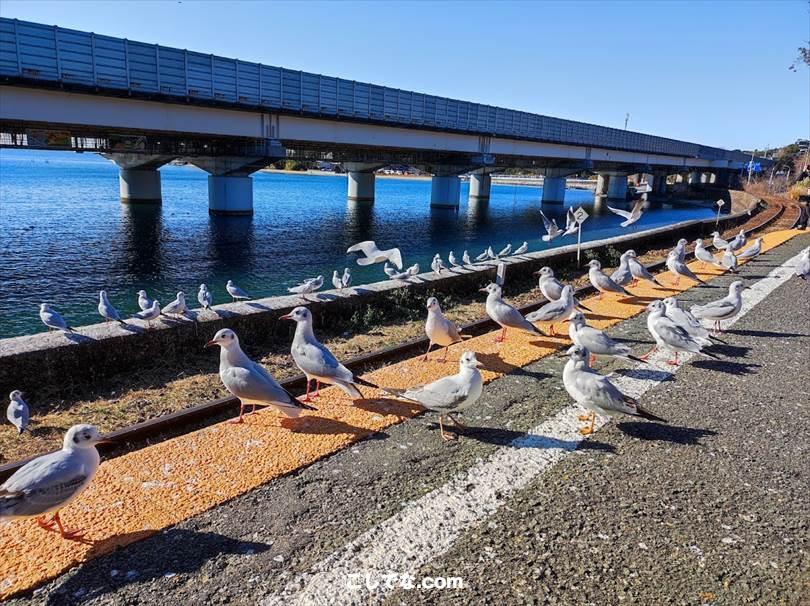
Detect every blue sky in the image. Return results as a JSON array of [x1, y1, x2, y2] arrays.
[[2, 0, 808, 151]]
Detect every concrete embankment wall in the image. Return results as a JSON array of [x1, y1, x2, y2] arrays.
[[0, 193, 760, 395]]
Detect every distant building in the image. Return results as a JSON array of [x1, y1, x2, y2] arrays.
[[797, 139, 809, 152]]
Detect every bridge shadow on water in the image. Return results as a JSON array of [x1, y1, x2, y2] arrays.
[[45, 529, 271, 605]]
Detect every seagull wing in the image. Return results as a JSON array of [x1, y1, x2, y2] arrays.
[[387, 248, 403, 270], [690, 298, 736, 319], [573, 369, 636, 416], [403, 375, 470, 413], [1, 450, 91, 516], [629, 200, 644, 219], [607, 205, 632, 220]]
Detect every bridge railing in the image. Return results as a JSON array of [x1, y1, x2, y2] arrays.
[[0, 18, 749, 164]]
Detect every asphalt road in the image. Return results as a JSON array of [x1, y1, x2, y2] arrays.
[[10, 234, 809, 606]]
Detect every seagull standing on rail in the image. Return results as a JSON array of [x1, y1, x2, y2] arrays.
[[534, 266, 592, 312], [525, 284, 576, 336], [0, 424, 108, 540], [39, 304, 74, 333], [475, 248, 490, 263], [226, 280, 250, 302], [385, 351, 483, 441], [481, 283, 546, 342], [513, 241, 529, 256], [462, 250, 472, 265], [162, 292, 188, 317], [626, 250, 663, 288], [281, 307, 377, 401], [607, 200, 644, 227], [587, 259, 632, 299], [98, 291, 126, 326], [497, 243, 512, 258], [448, 251, 461, 268], [562, 345, 665, 436], [424, 297, 464, 362], [431, 254, 447, 275], [131, 299, 161, 328], [206, 328, 315, 423], [341, 268, 352, 289], [666, 251, 706, 286], [690, 281, 745, 332], [7, 390, 30, 434], [198, 284, 213, 309], [347, 240, 403, 270], [331, 271, 343, 291], [288, 275, 323, 295]]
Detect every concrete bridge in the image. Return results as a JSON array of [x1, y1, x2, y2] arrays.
[[0, 18, 763, 214]]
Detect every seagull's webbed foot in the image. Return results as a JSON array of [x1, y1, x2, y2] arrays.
[[579, 426, 594, 436], [577, 414, 592, 421], [639, 346, 657, 361], [439, 417, 457, 441], [36, 516, 57, 530], [448, 414, 466, 430]]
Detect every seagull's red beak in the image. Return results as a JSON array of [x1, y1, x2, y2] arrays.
[[204, 339, 217, 348], [279, 313, 293, 320]]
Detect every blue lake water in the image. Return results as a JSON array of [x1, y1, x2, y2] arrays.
[[0, 149, 716, 338]]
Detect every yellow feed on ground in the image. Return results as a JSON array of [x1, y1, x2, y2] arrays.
[[0, 229, 802, 599]]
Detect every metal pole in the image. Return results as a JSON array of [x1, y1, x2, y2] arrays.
[[747, 151, 754, 185], [577, 223, 583, 266]]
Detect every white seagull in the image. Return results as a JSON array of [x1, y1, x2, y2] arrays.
[[97, 290, 126, 325], [562, 208, 579, 237], [607, 200, 644, 227], [666, 251, 707, 286], [431, 254, 447, 275], [137, 290, 153, 312], [481, 283, 546, 342], [644, 300, 718, 365], [448, 251, 461, 268], [794, 247, 809, 279], [131, 300, 161, 328], [710, 231, 730, 250], [540, 210, 563, 242], [406, 263, 420, 276], [562, 345, 665, 436], [162, 292, 188, 317], [513, 242, 529, 255], [694, 239, 724, 269], [672, 238, 689, 263], [39, 304, 74, 333], [341, 268, 352, 289], [347, 240, 403, 270], [288, 275, 323, 295], [386, 351, 483, 441], [0, 424, 107, 540], [424, 297, 464, 362], [534, 267, 592, 312], [281, 307, 377, 401], [475, 249, 490, 263], [626, 250, 664, 287], [738, 238, 762, 260], [7, 390, 30, 434], [690, 280, 746, 332], [198, 284, 213, 309], [226, 280, 251, 302], [331, 270, 343, 291], [662, 297, 714, 345], [610, 251, 634, 287], [727, 229, 747, 252], [587, 259, 632, 299], [206, 328, 315, 423], [497, 243, 512, 258], [567, 311, 646, 365], [721, 248, 738, 273], [525, 284, 576, 336], [462, 250, 472, 265]]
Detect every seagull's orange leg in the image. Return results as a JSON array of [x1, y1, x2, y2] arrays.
[[313, 380, 321, 398], [36, 516, 56, 530], [229, 402, 246, 423], [422, 342, 433, 361], [667, 351, 680, 366], [440, 346, 449, 363], [52, 511, 86, 541], [302, 379, 314, 402], [589, 353, 596, 366], [495, 327, 507, 343], [448, 413, 466, 429], [639, 346, 657, 360], [549, 323, 556, 337], [439, 416, 455, 441]]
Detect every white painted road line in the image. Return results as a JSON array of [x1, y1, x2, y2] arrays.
[[261, 250, 805, 606]]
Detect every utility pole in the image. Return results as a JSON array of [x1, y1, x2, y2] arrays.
[[624, 113, 630, 130]]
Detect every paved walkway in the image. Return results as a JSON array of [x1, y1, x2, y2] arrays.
[[3, 231, 808, 605]]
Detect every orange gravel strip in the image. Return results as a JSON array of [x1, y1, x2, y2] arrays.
[[0, 229, 803, 599]]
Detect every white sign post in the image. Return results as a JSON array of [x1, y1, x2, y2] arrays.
[[573, 206, 589, 266], [715, 198, 723, 229], [496, 262, 507, 286]]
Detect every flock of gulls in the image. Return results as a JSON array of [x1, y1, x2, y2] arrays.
[[3, 219, 808, 543]]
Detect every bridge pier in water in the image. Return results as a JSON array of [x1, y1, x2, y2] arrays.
[[468, 173, 492, 203], [344, 162, 385, 203], [104, 154, 173, 204], [189, 157, 270, 216], [541, 176, 566, 204], [430, 174, 461, 208]]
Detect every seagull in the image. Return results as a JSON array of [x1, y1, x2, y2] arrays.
[[794, 248, 809, 279], [280, 307, 378, 401], [626, 250, 664, 288], [39, 304, 74, 333], [388, 268, 412, 281], [383, 263, 398, 277], [610, 251, 634, 287], [7, 390, 29, 434], [562, 208, 579, 237], [534, 267, 592, 312], [98, 291, 126, 325], [331, 271, 343, 290], [347, 240, 403, 270], [567, 312, 646, 365], [131, 300, 161, 328], [666, 251, 707, 286], [137, 290, 153, 312], [672, 238, 689, 263], [288, 275, 323, 295], [162, 292, 188, 317], [406, 263, 420, 276], [462, 250, 472, 265], [710, 231, 730, 250], [198, 284, 213, 309], [486, 246, 497, 260], [540, 210, 563, 242], [690, 280, 745, 332], [0, 424, 107, 540], [644, 300, 718, 365], [694, 239, 724, 269], [738, 238, 762, 260], [562, 345, 665, 436], [206, 328, 316, 423], [727, 229, 747, 252], [525, 284, 576, 336], [431, 254, 447, 275], [481, 283, 546, 342], [475, 249, 490, 262], [448, 251, 461, 268], [385, 351, 483, 441], [424, 297, 464, 362], [497, 243, 512, 258], [341, 268, 352, 289], [662, 297, 714, 345], [587, 259, 632, 299], [226, 280, 251, 302], [607, 200, 644, 227], [513, 242, 529, 256], [721, 248, 738, 273]]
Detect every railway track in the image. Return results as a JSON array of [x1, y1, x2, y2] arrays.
[[0, 198, 788, 482]]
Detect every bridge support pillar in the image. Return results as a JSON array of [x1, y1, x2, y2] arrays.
[[595, 173, 609, 197], [469, 173, 492, 202], [431, 175, 461, 208], [541, 176, 566, 204], [654, 172, 668, 196], [344, 162, 385, 203], [119, 168, 162, 204], [709, 173, 717, 184], [688, 171, 701, 186], [208, 175, 254, 216], [607, 174, 628, 200]]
